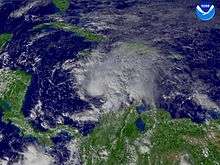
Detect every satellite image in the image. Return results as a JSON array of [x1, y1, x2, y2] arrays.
[[0, 0, 219, 164]]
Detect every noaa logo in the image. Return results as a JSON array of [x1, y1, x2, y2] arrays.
[[196, 4, 215, 21]]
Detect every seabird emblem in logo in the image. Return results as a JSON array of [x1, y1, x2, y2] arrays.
[[196, 4, 215, 21]]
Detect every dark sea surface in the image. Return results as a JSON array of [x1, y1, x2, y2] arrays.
[[0, 0, 98, 162], [0, 0, 219, 163]]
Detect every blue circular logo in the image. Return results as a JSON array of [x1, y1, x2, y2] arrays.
[[196, 4, 215, 21]]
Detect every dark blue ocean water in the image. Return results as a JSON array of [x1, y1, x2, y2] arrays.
[[0, 0, 144, 162], [0, 112, 36, 161], [158, 28, 220, 123], [0, 0, 220, 163], [0, 0, 99, 161]]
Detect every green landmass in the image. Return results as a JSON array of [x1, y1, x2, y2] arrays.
[[0, 69, 78, 146], [1, 69, 219, 163], [80, 107, 220, 165], [125, 42, 157, 55], [0, 33, 13, 50], [34, 22, 104, 42], [52, 0, 70, 12]]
